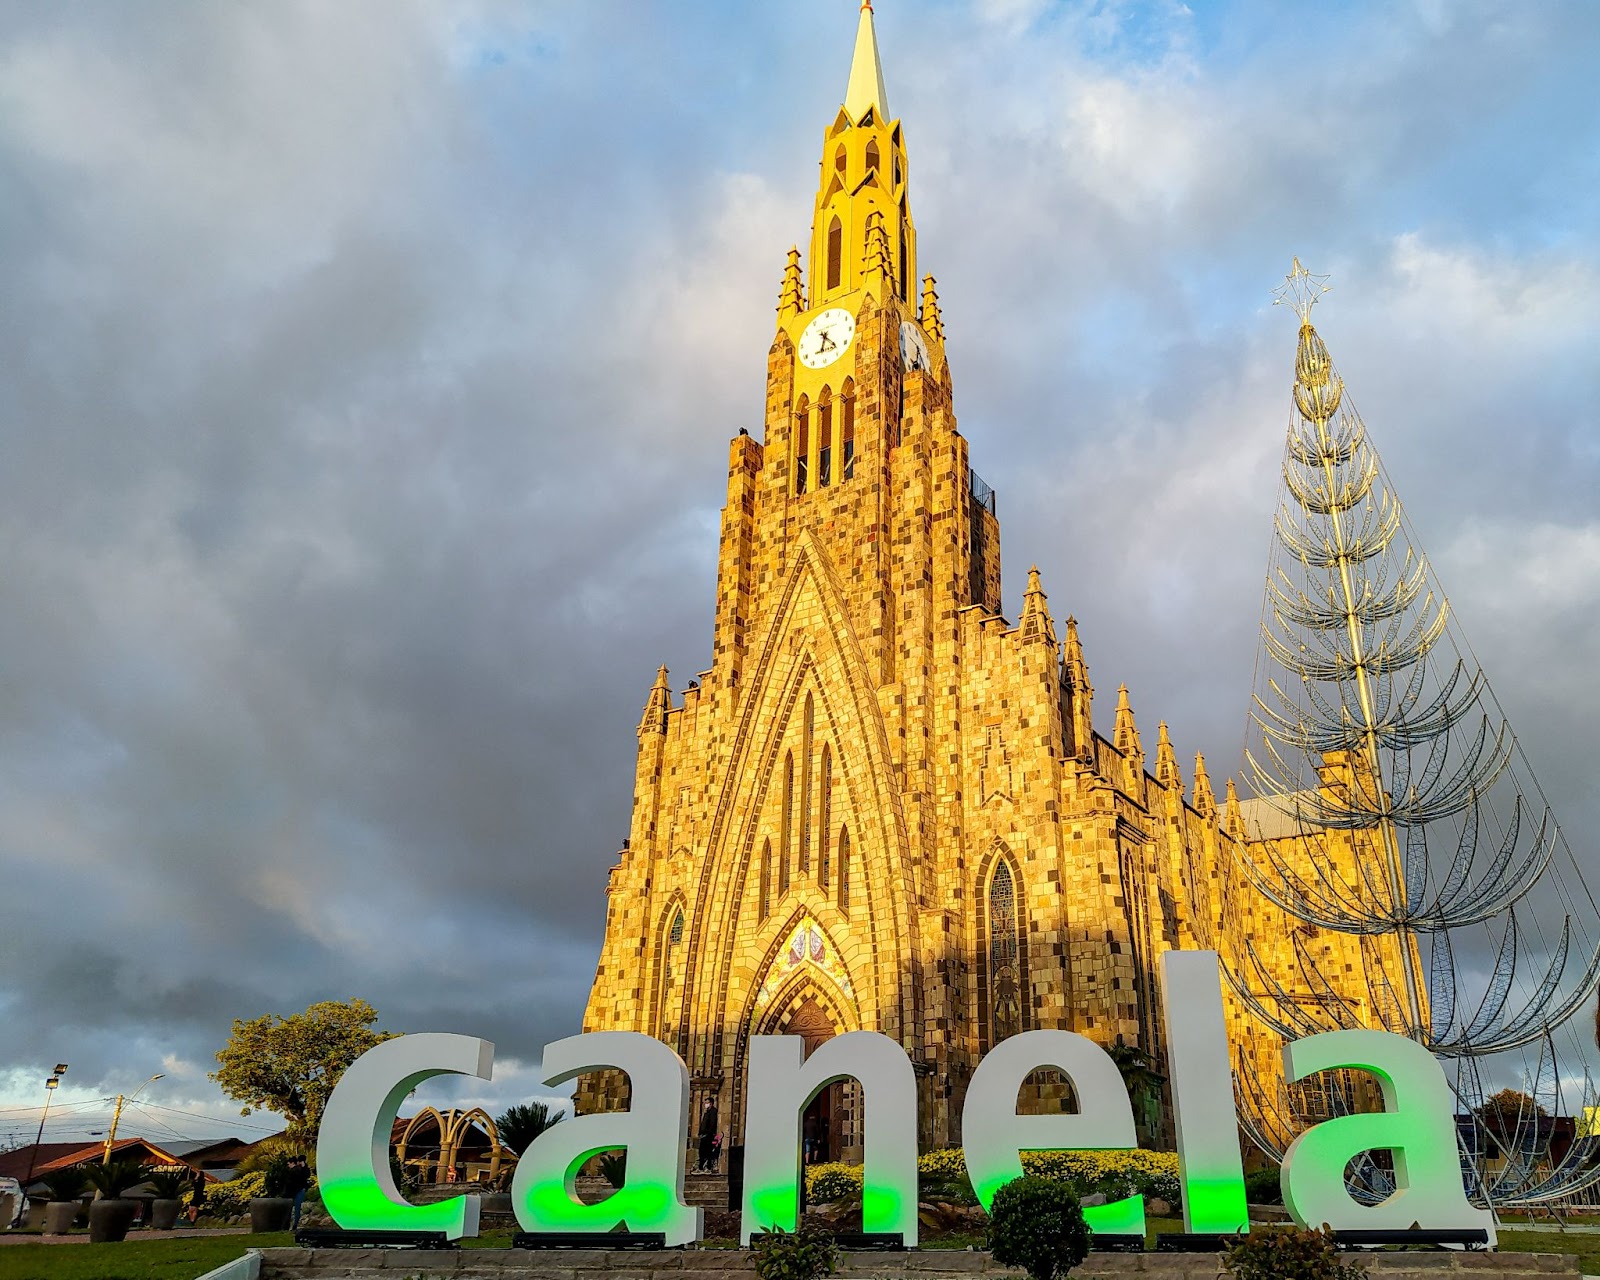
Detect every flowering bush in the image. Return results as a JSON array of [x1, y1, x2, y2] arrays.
[[802, 1149, 1180, 1207], [203, 1171, 266, 1219], [804, 1163, 862, 1203], [1020, 1149, 1180, 1203]]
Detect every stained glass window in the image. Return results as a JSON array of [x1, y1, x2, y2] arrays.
[[660, 907, 685, 1038], [838, 827, 850, 911], [989, 862, 1022, 1043]]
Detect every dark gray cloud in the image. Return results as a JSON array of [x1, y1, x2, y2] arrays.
[[0, 0, 1596, 1130]]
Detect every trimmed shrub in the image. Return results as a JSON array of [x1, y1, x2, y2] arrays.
[[1223, 1225, 1367, 1280], [751, 1222, 840, 1280], [1244, 1166, 1283, 1205], [260, 1152, 295, 1198], [987, 1176, 1089, 1280]]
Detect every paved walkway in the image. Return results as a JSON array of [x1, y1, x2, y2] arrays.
[[1505, 1222, 1600, 1235], [0, 1226, 249, 1246]]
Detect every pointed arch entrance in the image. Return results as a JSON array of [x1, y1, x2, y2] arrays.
[[744, 917, 863, 1163]]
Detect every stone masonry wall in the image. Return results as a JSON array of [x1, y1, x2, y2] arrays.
[[257, 1247, 1579, 1280]]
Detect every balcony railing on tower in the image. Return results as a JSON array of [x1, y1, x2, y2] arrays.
[[969, 468, 997, 514]]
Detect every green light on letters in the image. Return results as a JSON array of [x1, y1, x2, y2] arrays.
[[1158, 951, 1249, 1235], [316, 1033, 494, 1239], [511, 1031, 701, 1246], [1281, 1029, 1495, 1245], [962, 1030, 1146, 1241]]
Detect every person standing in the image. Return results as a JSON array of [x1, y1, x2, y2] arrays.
[[187, 1167, 207, 1225], [696, 1099, 719, 1173], [284, 1157, 312, 1231]]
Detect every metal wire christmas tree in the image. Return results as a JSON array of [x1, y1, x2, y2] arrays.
[[1200, 261, 1600, 1207]]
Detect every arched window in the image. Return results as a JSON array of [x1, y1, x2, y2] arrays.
[[840, 380, 856, 481], [894, 152, 902, 186], [898, 223, 908, 301], [865, 139, 880, 173], [818, 746, 832, 890], [817, 390, 833, 489], [660, 906, 685, 1037], [988, 862, 1023, 1044], [834, 145, 847, 176], [799, 695, 814, 874], [837, 827, 850, 911], [826, 217, 842, 292], [795, 396, 809, 495], [760, 838, 772, 919], [780, 752, 793, 896]]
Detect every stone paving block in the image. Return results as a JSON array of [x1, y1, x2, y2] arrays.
[[680, 1252, 751, 1269], [900, 1253, 988, 1271], [379, 1250, 463, 1270]]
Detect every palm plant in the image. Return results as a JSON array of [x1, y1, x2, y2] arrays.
[[495, 1101, 566, 1155], [598, 1151, 627, 1189], [144, 1169, 190, 1200], [83, 1159, 148, 1199], [40, 1168, 89, 1202]]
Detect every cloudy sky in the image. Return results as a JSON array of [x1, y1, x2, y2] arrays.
[[2, 0, 1597, 1146]]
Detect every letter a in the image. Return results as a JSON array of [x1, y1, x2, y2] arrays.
[[1281, 1029, 1494, 1244], [512, 1031, 702, 1246]]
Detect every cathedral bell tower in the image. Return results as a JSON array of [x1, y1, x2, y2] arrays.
[[711, 0, 990, 701]]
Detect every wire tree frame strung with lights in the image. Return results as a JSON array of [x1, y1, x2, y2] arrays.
[[1193, 261, 1600, 1208]]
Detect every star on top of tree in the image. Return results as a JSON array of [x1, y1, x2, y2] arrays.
[[1272, 256, 1332, 323]]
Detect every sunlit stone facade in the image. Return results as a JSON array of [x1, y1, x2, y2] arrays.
[[577, 9, 1378, 1161]]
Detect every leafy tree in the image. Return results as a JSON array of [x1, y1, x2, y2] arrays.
[[211, 998, 396, 1143], [1474, 1088, 1548, 1147], [495, 1101, 566, 1155]]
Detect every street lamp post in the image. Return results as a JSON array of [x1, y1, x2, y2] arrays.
[[22, 1064, 69, 1189], [103, 1074, 164, 1165]]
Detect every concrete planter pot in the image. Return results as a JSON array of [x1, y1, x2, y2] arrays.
[[150, 1198, 182, 1231], [88, 1197, 137, 1243], [249, 1197, 293, 1234], [43, 1200, 78, 1234]]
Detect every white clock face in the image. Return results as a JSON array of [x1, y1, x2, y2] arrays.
[[797, 308, 856, 370], [899, 320, 931, 373]]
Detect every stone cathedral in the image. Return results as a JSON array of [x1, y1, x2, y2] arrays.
[[578, 6, 1377, 1161]]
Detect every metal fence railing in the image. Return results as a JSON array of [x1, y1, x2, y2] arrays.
[[969, 468, 997, 515]]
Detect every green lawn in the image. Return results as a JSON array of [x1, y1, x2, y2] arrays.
[[0, 1233, 291, 1280], [1495, 1228, 1600, 1275], [2, 1223, 1593, 1279]]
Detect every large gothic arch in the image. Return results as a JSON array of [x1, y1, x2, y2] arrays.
[[679, 530, 915, 1085]]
